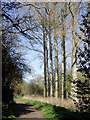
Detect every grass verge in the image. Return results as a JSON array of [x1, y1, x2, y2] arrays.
[[21, 98, 90, 120]]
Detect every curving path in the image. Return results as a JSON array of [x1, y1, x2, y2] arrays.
[[15, 99, 47, 119]]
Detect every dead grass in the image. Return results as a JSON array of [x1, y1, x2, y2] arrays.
[[23, 95, 76, 111]]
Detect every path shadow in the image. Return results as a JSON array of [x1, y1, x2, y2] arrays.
[[13, 102, 34, 117], [2, 102, 35, 120], [2, 100, 47, 120]]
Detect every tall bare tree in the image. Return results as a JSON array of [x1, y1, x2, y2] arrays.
[[68, 2, 79, 101], [46, 48, 49, 97], [43, 8, 47, 97], [48, 8, 53, 97], [53, 3, 59, 98], [45, 11, 49, 96], [61, 3, 67, 99], [68, 2, 86, 101]]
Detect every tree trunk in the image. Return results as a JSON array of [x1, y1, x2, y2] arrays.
[[71, 6, 77, 101], [55, 35, 58, 98], [43, 9, 47, 97], [61, 3, 67, 99], [61, 28, 66, 99], [46, 48, 49, 97], [49, 11, 53, 97], [53, 3, 59, 98], [69, 2, 87, 101]]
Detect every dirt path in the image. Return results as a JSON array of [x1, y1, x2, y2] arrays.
[[15, 99, 47, 119]]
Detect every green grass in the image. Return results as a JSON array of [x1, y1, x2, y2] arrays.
[[21, 98, 90, 120], [14, 96, 22, 100]]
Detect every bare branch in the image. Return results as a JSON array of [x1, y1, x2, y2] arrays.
[[76, 28, 87, 49], [16, 1, 49, 9]]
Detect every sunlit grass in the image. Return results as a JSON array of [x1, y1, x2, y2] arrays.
[[23, 95, 75, 110]]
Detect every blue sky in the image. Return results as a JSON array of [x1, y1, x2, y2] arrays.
[[23, 50, 44, 82], [16, 34, 44, 82]]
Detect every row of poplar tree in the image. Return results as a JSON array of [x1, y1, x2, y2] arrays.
[[34, 2, 89, 100]]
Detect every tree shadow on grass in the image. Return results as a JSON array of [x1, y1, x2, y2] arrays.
[[53, 105, 90, 120]]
